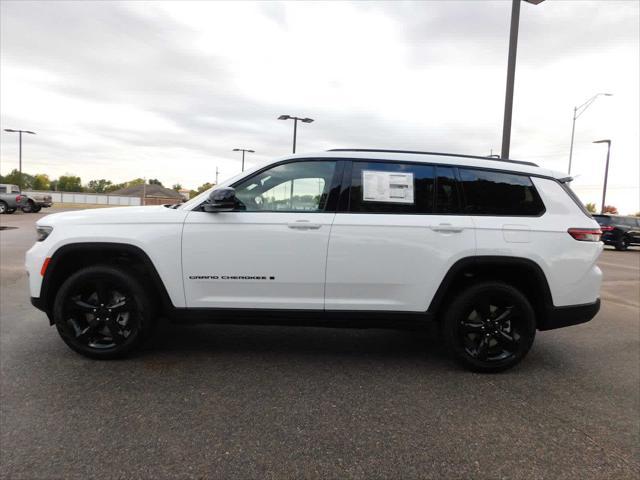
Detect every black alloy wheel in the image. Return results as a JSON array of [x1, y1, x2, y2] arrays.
[[615, 237, 629, 251], [53, 265, 153, 359], [442, 282, 536, 373]]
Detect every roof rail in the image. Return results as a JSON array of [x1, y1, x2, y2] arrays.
[[326, 148, 539, 167]]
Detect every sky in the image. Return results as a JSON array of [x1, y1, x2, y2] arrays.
[[1, 0, 638, 213]]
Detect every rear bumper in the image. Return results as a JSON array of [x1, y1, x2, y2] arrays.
[[539, 298, 600, 331]]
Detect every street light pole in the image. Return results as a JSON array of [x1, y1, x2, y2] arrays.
[[232, 148, 255, 172], [278, 115, 314, 154], [593, 139, 611, 214], [500, 0, 544, 160], [4, 128, 36, 190], [568, 93, 612, 175]]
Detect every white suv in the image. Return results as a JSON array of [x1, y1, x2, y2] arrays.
[[26, 149, 603, 372]]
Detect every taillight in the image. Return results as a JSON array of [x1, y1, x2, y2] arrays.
[[15, 195, 22, 202], [600, 225, 614, 231], [568, 228, 602, 242]]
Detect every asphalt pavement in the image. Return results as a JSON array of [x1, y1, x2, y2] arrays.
[[1, 209, 639, 479]]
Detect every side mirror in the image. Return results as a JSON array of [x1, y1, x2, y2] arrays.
[[203, 187, 239, 212]]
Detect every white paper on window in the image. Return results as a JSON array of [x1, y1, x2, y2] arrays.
[[362, 170, 414, 204]]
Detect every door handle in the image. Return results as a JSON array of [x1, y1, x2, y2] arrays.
[[288, 220, 322, 230], [431, 223, 464, 233]]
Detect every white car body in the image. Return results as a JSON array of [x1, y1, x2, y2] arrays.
[[27, 150, 602, 331]]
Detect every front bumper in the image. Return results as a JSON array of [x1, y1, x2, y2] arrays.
[[538, 298, 601, 331]]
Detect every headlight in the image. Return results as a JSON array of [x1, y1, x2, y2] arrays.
[[36, 226, 53, 242]]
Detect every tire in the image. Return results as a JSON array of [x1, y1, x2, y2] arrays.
[[615, 237, 629, 251], [53, 265, 155, 359], [32, 205, 42, 213], [22, 201, 34, 213], [0, 201, 6, 214], [442, 282, 536, 373]]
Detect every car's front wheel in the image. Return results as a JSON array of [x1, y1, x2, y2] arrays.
[[53, 265, 154, 359], [442, 282, 536, 373], [22, 201, 35, 213]]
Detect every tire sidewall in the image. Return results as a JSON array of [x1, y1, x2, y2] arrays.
[[0, 201, 6, 214], [442, 282, 537, 373], [53, 265, 153, 359]]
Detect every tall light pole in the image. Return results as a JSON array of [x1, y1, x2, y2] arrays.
[[593, 139, 611, 214], [278, 115, 314, 154], [4, 128, 36, 190], [501, 0, 545, 160], [568, 93, 613, 175], [232, 148, 255, 172]]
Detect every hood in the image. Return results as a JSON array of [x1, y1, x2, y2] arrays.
[[37, 205, 187, 227]]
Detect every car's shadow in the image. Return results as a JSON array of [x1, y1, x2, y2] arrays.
[[139, 321, 453, 366]]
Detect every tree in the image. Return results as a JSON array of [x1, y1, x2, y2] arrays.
[[32, 174, 51, 191], [86, 179, 113, 193], [57, 175, 83, 192], [196, 182, 214, 194], [127, 178, 145, 187], [0, 169, 34, 189], [172, 183, 183, 191], [585, 202, 597, 214], [602, 205, 618, 214], [148, 178, 163, 186], [634, 212, 640, 217]]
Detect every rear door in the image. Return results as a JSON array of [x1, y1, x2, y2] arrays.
[[324, 161, 475, 312]]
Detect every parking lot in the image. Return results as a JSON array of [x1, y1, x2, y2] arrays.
[[1, 210, 639, 479]]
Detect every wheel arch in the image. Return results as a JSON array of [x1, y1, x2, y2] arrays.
[[40, 242, 174, 322], [428, 256, 554, 329]]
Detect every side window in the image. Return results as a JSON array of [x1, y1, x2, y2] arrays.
[[435, 166, 460, 213], [349, 161, 434, 214], [459, 169, 545, 216], [233, 161, 336, 212], [0, 186, 6, 194]]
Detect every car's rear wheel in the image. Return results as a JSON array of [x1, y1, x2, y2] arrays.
[[53, 265, 154, 359], [0, 201, 7, 214], [442, 282, 536, 373], [615, 237, 629, 251]]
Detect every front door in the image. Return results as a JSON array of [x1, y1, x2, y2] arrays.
[[182, 160, 340, 309]]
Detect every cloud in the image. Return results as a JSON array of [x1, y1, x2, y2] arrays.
[[0, 1, 638, 211]]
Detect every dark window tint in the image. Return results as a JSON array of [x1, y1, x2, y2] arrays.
[[435, 167, 460, 213], [349, 161, 434, 214], [459, 169, 545, 216]]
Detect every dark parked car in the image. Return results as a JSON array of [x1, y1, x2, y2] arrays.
[[593, 214, 640, 250]]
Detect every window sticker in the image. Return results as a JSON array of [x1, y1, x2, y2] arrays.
[[362, 170, 414, 204]]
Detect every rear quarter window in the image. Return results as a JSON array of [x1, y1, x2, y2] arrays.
[[459, 169, 545, 216]]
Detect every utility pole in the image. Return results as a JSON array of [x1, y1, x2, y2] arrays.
[[500, 0, 545, 160], [278, 115, 314, 153], [3, 128, 36, 190], [568, 93, 612, 174], [232, 148, 255, 172], [593, 139, 612, 214]]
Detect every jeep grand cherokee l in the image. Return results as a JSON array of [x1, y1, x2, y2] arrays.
[[26, 149, 603, 372]]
